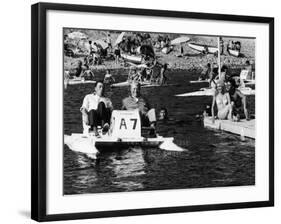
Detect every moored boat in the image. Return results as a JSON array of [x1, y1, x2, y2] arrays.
[[121, 53, 143, 64], [188, 42, 218, 54], [228, 49, 240, 57]]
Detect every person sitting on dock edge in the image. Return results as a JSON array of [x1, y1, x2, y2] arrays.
[[80, 81, 113, 137], [225, 79, 249, 121], [211, 81, 232, 123]]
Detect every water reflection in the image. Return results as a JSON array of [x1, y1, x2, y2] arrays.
[[105, 148, 145, 191]]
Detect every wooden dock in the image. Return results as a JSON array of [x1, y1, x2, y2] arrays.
[[203, 117, 255, 139]]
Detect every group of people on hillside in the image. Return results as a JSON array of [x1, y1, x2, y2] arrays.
[[80, 81, 159, 138]]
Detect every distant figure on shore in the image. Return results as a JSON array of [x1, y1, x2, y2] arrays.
[[219, 37, 224, 55], [211, 81, 232, 123], [225, 79, 249, 121], [244, 60, 254, 80], [209, 63, 218, 88], [199, 63, 211, 81], [114, 45, 121, 64], [158, 63, 168, 85], [106, 33, 112, 52], [227, 40, 233, 54]]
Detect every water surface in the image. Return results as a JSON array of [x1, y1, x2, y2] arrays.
[[63, 69, 255, 194]]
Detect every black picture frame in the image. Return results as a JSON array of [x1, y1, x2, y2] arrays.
[[31, 2, 274, 222]]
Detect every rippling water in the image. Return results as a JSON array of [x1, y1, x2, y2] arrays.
[[63, 69, 255, 194]]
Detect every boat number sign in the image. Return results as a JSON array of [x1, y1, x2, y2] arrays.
[[110, 110, 141, 139]]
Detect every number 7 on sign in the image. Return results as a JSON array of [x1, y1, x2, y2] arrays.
[[119, 118, 138, 130]]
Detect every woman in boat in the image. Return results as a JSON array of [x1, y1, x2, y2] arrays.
[[211, 81, 233, 123], [114, 44, 121, 64]]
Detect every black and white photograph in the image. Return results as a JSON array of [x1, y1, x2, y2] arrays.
[[63, 28, 256, 195]]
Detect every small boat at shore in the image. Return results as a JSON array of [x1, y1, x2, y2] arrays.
[[170, 36, 190, 45], [121, 53, 143, 64], [188, 42, 218, 54], [228, 49, 240, 57], [64, 78, 96, 86]]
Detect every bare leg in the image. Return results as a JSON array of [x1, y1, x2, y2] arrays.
[[227, 103, 233, 121]]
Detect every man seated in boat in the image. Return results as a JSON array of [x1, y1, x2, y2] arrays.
[[225, 79, 249, 121], [80, 81, 113, 137], [122, 82, 157, 137]]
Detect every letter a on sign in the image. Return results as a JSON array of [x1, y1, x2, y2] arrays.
[[119, 118, 127, 129], [110, 110, 141, 139]]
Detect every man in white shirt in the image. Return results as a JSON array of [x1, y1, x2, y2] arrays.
[[80, 81, 113, 136]]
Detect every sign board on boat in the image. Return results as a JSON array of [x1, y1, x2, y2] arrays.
[[109, 110, 141, 139]]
